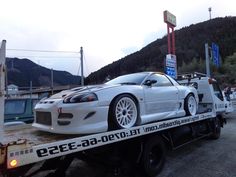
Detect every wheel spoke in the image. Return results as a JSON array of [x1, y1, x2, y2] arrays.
[[115, 96, 138, 128], [187, 96, 196, 115], [122, 117, 126, 125]]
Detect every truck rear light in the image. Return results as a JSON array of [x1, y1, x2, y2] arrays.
[[208, 78, 217, 84], [9, 159, 18, 168], [208, 78, 213, 84]]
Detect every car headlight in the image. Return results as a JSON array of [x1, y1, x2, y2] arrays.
[[63, 93, 98, 103]]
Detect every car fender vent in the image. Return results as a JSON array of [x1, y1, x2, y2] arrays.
[[58, 113, 73, 119], [84, 111, 96, 120], [39, 101, 55, 104]]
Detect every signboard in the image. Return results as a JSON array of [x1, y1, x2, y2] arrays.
[[212, 43, 220, 67], [164, 10, 176, 27], [166, 54, 176, 67], [165, 54, 177, 79], [166, 66, 176, 78]]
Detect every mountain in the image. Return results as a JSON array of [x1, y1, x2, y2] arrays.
[[7, 17, 236, 87], [86, 17, 236, 84], [6, 58, 81, 88]]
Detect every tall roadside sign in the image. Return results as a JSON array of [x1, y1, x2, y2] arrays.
[[164, 10, 177, 79], [165, 54, 177, 78], [205, 42, 220, 77], [212, 43, 220, 68]]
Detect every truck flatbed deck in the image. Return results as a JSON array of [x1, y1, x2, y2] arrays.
[[1, 112, 214, 171], [2, 125, 80, 145]]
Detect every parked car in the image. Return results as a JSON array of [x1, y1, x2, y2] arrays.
[[4, 98, 39, 124], [33, 72, 199, 134]]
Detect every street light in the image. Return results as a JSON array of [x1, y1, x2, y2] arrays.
[[208, 7, 212, 20]]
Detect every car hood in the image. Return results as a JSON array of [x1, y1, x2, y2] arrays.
[[49, 84, 119, 99]]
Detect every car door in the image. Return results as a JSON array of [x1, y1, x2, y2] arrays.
[[212, 81, 225, 113], [143, 73, 179, 119]]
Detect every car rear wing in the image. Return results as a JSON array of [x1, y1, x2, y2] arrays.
[[177, 72, 207, 81]]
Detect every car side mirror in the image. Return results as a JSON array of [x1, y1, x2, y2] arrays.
[[144, 80, 157, 86]]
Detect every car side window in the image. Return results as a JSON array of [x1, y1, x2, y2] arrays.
[[212, 82, 224, 101], [148, 74, 173, 87], [5, 100, 26, 114]]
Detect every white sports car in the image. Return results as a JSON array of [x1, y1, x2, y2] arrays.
[[33, 72, 199, 134]]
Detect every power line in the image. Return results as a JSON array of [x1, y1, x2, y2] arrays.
[[77, 62, 81, 76], [6, 55, 79, 59], [7, 48, 79, 54], [83, 51, 90, 76]]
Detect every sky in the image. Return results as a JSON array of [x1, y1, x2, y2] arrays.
[[1, 0, 236, 76]]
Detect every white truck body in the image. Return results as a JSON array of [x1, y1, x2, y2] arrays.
[[0, 41, 227, 177]]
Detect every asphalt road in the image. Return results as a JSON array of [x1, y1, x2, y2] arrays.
[[58, 112, 236, 177], [2, 112, 236, 177], [158, 112, 236, 177]]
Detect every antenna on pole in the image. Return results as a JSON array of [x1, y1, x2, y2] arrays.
[[51, 68, 54, 95], [80, 47, 84, 86], [208, 7, 212, 20]]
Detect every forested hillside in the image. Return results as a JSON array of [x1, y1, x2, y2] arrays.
[[86, 17, 236, 85], [6, 58, 81, 87]]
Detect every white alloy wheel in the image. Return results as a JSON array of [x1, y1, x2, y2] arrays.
[[114, 96, 138, 129], [185, 94, 197, 116]]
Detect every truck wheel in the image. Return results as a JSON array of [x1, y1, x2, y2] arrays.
[[184, 94, 197, 116], [210, 117, 221, 139], [110, 94, 138, 129], [141, 136, 166, 177]]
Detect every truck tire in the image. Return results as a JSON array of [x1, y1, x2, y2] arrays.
[[141, 136, 166, 177], [210, 117, 221, 139]]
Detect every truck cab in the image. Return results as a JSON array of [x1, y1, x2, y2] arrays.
[[177, 73, 233, 115]]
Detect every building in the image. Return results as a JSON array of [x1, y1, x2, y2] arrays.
[[7, 84, 19, 97]]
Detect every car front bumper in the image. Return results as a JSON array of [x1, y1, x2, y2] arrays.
[[32, 99, 109, 134]]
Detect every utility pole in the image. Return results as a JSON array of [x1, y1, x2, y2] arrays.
[[208, 7, 212, 20], [30, 81, 32, 100], [0, 40, 6, 140], [80, 47, 84, 86], [51, 68, 54, 95]]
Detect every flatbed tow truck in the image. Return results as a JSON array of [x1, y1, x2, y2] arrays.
[[0, 40, 227, 177]]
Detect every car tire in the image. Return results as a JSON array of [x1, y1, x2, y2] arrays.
[[141, 135, 166, 177], [209, 117, 221, 140], [110, 94, 138, 129], [184, 94, 197, 116]]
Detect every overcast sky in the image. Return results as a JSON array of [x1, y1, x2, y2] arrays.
[[1, 0, 236, 76]]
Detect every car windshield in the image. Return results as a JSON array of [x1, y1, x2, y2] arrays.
[[106, 73, 149, 85]]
